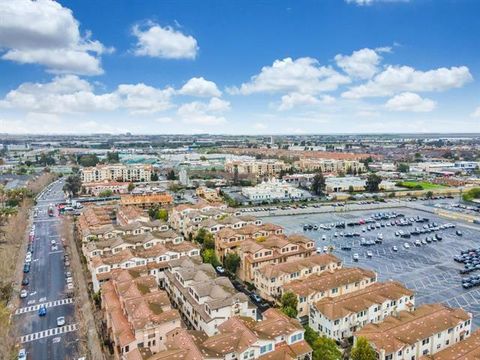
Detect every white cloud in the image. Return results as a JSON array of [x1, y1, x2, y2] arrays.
[[346, 0, 410, 5], [132, 22, 198, 59], [253, 123, 267, 130], [335, 48, 382, 79], [179, 77, 221, 97], [230, 57, 350, 95], [471, 107, 480, 118], [177, 97, 230, 125], [385, 92, 436, 112], [0, 0, 110, 75], [278, 93, 335, 111], [342, 65, 473, 99], [0, 75, 174, 115]]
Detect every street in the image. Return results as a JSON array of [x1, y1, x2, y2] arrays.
[[14, 179, 80, 360]]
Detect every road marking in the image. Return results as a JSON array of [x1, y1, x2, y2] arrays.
[[52, 337, 61, 343], [49, 250, 63, 255], [15, 298, 74, 315], [39, 297, 46, 302], [20, 324, 78, 343]]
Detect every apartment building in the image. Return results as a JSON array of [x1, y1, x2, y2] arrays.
[[236, 234, 316, 282], [355, 304, 472, 360], [309, 281, 414, 341], [164, 257, 257, 336], [89, 241, 200, 291], [253, 254, 342, 301], [146, 308, 312, 360], [296, 158, 366, 174], [420, 329, 480, 360], [82, 180, 130, 196], [282, 267, 377, 321], [224, 159, 292, 177], [101, 269, 181, 359], [215, 223, 283, 261], [81, 164, 153, 183]]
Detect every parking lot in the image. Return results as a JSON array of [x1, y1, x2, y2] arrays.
[[262, 207, 480, 329]]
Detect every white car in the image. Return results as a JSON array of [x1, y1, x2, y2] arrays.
[[25, 254, 32, 263], [67, 283, 74, 290], [353, 253, 359, 261], [56, 316, 65, 327], [51, 239, 56, 245], [66, 277, 73, 284], [316, 247, 322, 254], [366, 251, 373, 258], [18, 349, 27, 360], [392, 246, 398, 252], [20, 289, 28, 298], [404, 242, 410, 249]]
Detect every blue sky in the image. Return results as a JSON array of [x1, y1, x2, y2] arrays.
[[0, 0, 479, 134]]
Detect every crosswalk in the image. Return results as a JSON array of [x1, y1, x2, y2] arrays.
[[20, 324, 78, 343], [15, 298, 74, 315]]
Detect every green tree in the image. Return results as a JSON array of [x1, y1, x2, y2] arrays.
[[78, 154, 100, 167], [128, 182, 135, 192], [151, 173, 159, 181], [98, 189, 113, 197], [156, 208, 168, 221], [351, 337, 376, 360], [224, 253, 240, 274], [312, 336, 341, 360], [106, 151, 120, 163], [63, 174, 82, 197], [365, 173, 382, 193], [280, 291, 298, 318], [311, 171, 326, 196], [166, 169, 176, 180], [202, 249, 220, 267], [397, 163, 410, 173], [348, 185, 354, 194], [426, 190, 434, 199], [195, 228, 208, 244]]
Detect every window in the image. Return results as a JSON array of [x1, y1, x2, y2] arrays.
[[422, 338, 430, 345], [260, 343, 273, 354]]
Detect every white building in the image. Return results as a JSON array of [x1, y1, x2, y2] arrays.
[[81, 164, 153, 183], [241, 178, 311, 202], [309, 281, 414, 341]]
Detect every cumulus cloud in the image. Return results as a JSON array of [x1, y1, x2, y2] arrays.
[[0, 75, 174, 115], [278, 93, 335, 111], [132, 22, 198, 59], [179, 77, 221, 97], [230, 57, 350, 95], [342, 65, 473, 99], [385, 92, 436, 112], [177, 97, 230, 125], [0, 0, 111, 75], [335, 48, 383, 79]]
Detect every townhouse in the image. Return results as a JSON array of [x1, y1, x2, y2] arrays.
[[215, 223, 283, 262], [169, 202, 231, 235], [309, 281, 414, 341], [253, 253, 342, 301], [164, 257, 257, 336], [143, 308, 312, 360], [355, 303, 472, 360], [81, 163, 153, 183], [420, 328, 480, 360], [236, 234, 315, 282], [282, 267, 377, 321], [195, 215, 262, 236], [89, 240, 200, 291], [101, 269, 181, 359]]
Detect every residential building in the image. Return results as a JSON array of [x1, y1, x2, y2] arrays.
[[420, 329, 480, 360], [310, 281, 414, 341], [281, 267, 377, 321], [355, 303, 472, 360], [236, 234, 315, 282], [120, 193, 173, 208], [169, 202, 231, 235], [253, 254, 342, 301], [82, 180, 130, 196], [146, 308, 312, 360], [225, 159, 291, 177], [196, 186, 222, 202], [81, 164, 153, 183], [164, 257, 257, 336], [241, 178, 312, 202], [101, 269, 181, 359], [296, 158, 366, 174]]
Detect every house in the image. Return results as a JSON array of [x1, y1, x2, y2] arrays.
[[420, 329, 480, 360]]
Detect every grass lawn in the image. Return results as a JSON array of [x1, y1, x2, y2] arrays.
[[397, 181, 447, 190]]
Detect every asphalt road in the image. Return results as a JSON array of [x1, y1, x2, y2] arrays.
[[263, 206, 480, 329], [14, 179, 80, 360]]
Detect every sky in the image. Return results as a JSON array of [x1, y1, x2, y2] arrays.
[[0, 0, 480, 135]]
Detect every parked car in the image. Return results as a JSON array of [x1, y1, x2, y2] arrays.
[[215, 266, 225, 274], [20, 289, 28, 298], [353, 253, 359, 262], [56, 316, 65, 327], [250, 293, 262, 303], [18, 349, 27, 360], [403, 243, 410, 249], [23, 264, 30, 273], [392, 246, 398, 252], [21, 277, 29, 286]]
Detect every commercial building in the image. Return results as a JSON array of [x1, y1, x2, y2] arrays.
[[164, 257, 257, 336], [355, 303, 472, 360], [253, 254, 342, 301], [241, 178, 312, 202], [101, 269, 181, 359], [281, 267, 377, 321], [309, 281, 414, 341], [148, 308, 312, 360], [81, 164, 153, 183]]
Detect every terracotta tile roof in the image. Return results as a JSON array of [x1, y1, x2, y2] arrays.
[[283, 267, 376, 297], [420, 329, 480, 360], [314, 281, 413, 320], [356, 304, 471, 354]]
